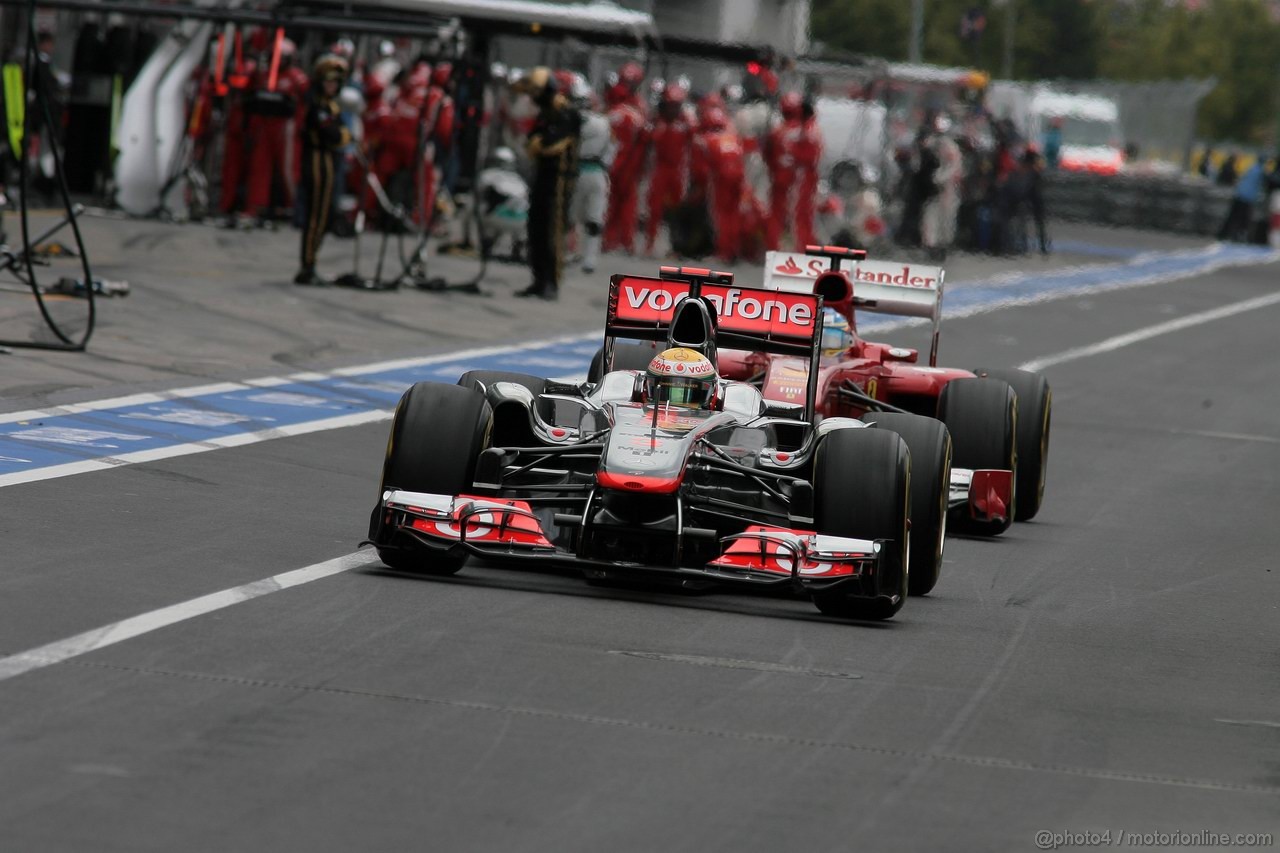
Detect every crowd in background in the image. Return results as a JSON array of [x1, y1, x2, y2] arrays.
[[888, 111, 1051, 260], [1, 28, 1068, 284], [1196, 147, 1280, 244], [20, 27, 1280, 292]]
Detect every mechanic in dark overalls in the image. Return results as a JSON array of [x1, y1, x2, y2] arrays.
[[294, 54, 350, 286], [513, 67, 581, 300]]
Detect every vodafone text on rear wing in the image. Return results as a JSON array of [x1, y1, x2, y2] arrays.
[[764, 249, 947, 366], [602, 268, 825, 418]]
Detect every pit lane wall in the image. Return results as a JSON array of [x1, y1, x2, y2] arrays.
[[1044, 171, 1242, 236]]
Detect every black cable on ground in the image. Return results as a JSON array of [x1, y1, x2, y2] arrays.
[[0, 0, 96, 351]]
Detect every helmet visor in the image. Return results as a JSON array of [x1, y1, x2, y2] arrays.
[[821, 324, 851, 355], [648, 376, 713, 409]]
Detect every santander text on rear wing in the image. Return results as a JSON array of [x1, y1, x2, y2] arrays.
[[764, 248, 947, 366]]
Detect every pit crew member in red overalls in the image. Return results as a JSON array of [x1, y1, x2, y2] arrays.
[[419, 62, 455, 230], [692, 107, 746, 263], [765, 91, 803, 250], [791, 98, 823, 251], [602, 69, 647, 254], [218, 49, 256, 217], [643, 84, 693, 256], [370, 63, 428, 225], [244, 39, 308, 221]]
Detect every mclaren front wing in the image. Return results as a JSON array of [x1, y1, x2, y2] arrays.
[[369, 489, 890, 595]]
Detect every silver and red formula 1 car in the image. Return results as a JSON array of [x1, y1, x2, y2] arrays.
[[366, 266, 1010, 620]]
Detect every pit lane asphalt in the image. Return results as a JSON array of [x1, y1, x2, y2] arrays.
[[1, 221, 1278, 851]]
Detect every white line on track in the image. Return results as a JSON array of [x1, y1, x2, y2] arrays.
[[1019, 290, 1280, 372], [0, 551, 376, 683]]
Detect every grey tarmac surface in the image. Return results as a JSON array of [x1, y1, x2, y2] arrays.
[[1, 216, 1278, 851]]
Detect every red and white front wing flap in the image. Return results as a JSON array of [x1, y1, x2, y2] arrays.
[[383, 489, 554, 550], [949, 468, 1013, 524], [707, 525, 879, 580]]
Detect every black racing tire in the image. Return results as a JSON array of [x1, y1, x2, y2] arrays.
[[810, 427, 911, 621], [456, 370, 545, 397], [971, 368, 1051, 521], [861, 412, 951, 596], [587, 341, 659, 383], [375, 381, 492, 575], [937, 378, 1016, 536]]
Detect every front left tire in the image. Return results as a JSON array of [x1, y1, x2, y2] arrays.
[[373, 381, 492, 575], [809, 427, 911, 620]]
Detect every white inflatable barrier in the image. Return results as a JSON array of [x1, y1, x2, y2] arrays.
[[156, 23, 214, 218], [114, 29, 188, 215], [115, 4, 225, 217]]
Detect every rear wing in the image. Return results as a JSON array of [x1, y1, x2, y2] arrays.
[[763, 248, 946, 366], [603, 266, 825, 419]]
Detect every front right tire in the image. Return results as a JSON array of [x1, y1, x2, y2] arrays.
[[861, 412, 951, 596], [971, 367, 1051, 521], [937, 377, 1016, 536]]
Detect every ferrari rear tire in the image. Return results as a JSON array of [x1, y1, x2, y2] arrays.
[[375, 381, 492, 575], [861, 412, 951, 596], [971, 368, 1051, 521], [937, 377, 1016, 536], [456, 370, 545, 397], [587, 341, 659, 383], [810, 427, 911, 621]]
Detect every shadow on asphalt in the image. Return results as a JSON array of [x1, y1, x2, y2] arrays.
[[357, 562, 898, 629]]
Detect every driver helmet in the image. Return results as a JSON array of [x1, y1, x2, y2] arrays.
[[820, 307, 852, 356], [645, 347, 717, 409]]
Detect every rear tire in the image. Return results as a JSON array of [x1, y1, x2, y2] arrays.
[[937, 378, 1016, 536], [861, 412, 951, 596], [810, 428, 911, 620], [587, 341, 659, 383], [374, 382, 492, 575], [971, 368, 1051, 521]]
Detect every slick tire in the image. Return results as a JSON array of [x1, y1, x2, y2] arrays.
[[937, 377, 1016, 536], [971, 368, 1051, 521], [810, 428, 911, 621], [456, 370, 546, 398], [587, 341, 660, 384], [374, 381, 492, 575], [861, 412, 951, 596]]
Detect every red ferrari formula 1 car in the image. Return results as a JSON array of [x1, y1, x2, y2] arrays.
[[366, 266, 1010, 620], [718, 245, 1052, 593]]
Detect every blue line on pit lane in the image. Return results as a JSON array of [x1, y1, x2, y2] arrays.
[[0, 242, 1273, 478]]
